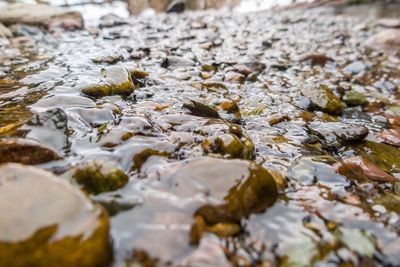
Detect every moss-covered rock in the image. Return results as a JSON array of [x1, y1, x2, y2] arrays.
[[0, 163, 111, 267], [131, 148, 170, 171], [302, 84, 344, 115], [190, 159, 277, 242], [344, 141, 400, 174], [72, 160, 129, 194], [0, 138, 60, 165], [343, 90, 367, 106], [141, 157, 277, 242], [193, 159, 278, 224], [202, 133, 254, 159], [81, 66, 135, 98], [334, 156, 396, 183]]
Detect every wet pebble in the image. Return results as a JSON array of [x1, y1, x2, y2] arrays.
[[0, 3, 83, 30], [368, 29, 400, 48], [335, 156, 396, 183], [0, 23, 12, 38], [301, 84, 344, 115], [309, 122, 368, 147], [299, 52, 333, 67], [81, 66, 135, 98], [72, 160, 129, 194], [0, 138, 60, 165], [183, 100, 220, 118], [0, 163, 111, 267], [343, 90, 367, 106], [344, 141, 400, 173]]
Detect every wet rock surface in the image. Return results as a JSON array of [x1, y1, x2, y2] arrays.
[[81, 66, 135, 98], [72, 160, 129, 194], [1, 1, 400, 266], [0, 163, 111, 267], [0, 138, 60, 164], [301, 84, 344, 114], [0, 3, 83, 30]]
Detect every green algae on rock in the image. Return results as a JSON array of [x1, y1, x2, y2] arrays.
[[0, 138, 60, 165], [194, 165, 278, 223], [302, 84, 344, 115], [72, 160, 129, 194], [189, 158, 278, 241], [81, 66, 135, 98], [131, 148, 170, 171], [202, 133, 254, 159], [0, 3, 83, 29], [344, 141, 400, 174], [0, 163, 111, 267], [334, 156, 396, 183], [343, 90, 367, 106]]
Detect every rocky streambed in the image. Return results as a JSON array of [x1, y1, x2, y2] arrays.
[[0, 2, 400, 266]]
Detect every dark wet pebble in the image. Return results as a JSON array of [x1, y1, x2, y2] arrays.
[[309, 122, 368, 147], [0, 138, 60, 164], [301, 84, 344, 115], [183, 100, 220, 118]]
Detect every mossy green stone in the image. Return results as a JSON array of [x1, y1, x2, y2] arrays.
[[81, 66, 135, 98], [346, 141, 400, 173], [202, 133, 255, 160], [73, 160, 129, 194], [343, 90, 367, 106], [193, 159, 278, 224], [302, 84, 344, 115]]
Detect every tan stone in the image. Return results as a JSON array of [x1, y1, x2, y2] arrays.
[[0, 3, 83, 29], [0, 163, 111, 267]]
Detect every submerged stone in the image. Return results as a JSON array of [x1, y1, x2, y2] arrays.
[[22, 108, 69, 151], [309, 122, 368, 147], [299, 52, 334, 67], [368, 29, 400, 48], [81, 66, 135, 98], [301, 85, 344, 115], [161, 56, 195, 68], [184, 158, 277, 237], [344, 141, 400, 174], [0, 163, 111, 267], [334, 156, 396, 183], [183, 100, 220, 118], [343, 61, 368, 75], [343, 90, 367, 106], [113, 157, 279, 255], [91, 52, 123, 64], [377, 18, 400, 28], [377, 129, 400, 147], [0, 138, 60, 165], [0, 3, 83, 30], [202, 133, 254, 159], [72, 160, 129, 194], [0, 23, 12, 38]]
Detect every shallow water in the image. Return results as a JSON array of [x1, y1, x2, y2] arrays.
[[1, 1, 400, 266]]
